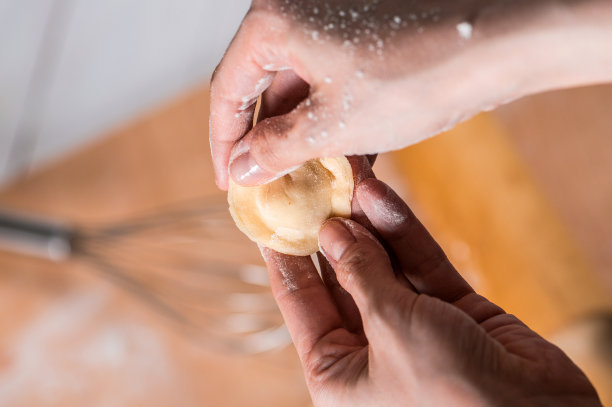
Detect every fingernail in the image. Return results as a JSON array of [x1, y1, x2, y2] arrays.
[[229, 152, 270, 186], [319, 219, 356, 261], [229, 138, 271, 186]]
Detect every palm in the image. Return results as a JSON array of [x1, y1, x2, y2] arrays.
[[262, 175, 600, 406], [253, 67, 599, 407]]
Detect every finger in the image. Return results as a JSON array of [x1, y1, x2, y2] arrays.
[[316, 252, 364, 334], [345, 157, 415, 290], [302, 155, 373, 336], [314, 155, 410, 333], [209, 11, 291, 190], [259, 71, 359, 336], [325, 154, 375, 334], [356, 178, 474, 303], [321, 155, 373, 329], [346, 155, 376, 230], [347, 155, 375, 187], [260, 248, 344, 362], [318, 218, 414, 328], [228, 92, 336, 186]]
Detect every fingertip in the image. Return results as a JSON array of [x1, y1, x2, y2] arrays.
[[320, 218, 388, 266], [356, 179, 409, 234], [355, 178, 387, 202], [230, 151, 285, 186], [215, 174, 229, 191], [211, 154, 229, 190], [346, 156, 375, 187], [228, 136, 269, 186], [227, 119, 301, 186], [319, 218, 357, 263], [258, 244, 275, 263], [320, 218, 402, 317]]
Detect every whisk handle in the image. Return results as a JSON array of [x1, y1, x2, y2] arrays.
[[0, 210, 75, 261]]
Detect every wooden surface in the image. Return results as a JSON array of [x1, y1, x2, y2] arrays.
[[0, 83, 611, 405], [0, 87, 311, 407], [391, 85, 612, 404], [495, 85, 612, 296], [393, 113, 611, 334]]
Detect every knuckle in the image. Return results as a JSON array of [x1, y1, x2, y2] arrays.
[[242, 7, 284, 38], [240, 12, 261, 37], [303, 340, 341, 380], [247, 0, 275, 14], [243, 8, 290, 56], [302, 329, 363, 384], [336, 242, 386, 297], [242, 6, 268, 27], [337, 244, 375, 282], [414, 251, 450, 279]]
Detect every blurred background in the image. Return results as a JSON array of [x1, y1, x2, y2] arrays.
[[1, 1, 611, 406], [0, 0, 250, 182]]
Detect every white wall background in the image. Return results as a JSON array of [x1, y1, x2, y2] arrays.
[[0, 0, 251, 185]]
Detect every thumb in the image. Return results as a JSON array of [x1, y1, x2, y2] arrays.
[[228, 96, 341, 186], [319, 219, 499, 369], [318, 218, 414, 331]]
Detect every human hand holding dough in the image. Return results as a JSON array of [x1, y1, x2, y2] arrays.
[[228, 157, 354, 256]]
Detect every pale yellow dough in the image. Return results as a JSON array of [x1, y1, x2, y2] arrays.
[[228, 157, 354, 256]]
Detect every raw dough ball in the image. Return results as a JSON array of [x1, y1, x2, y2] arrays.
[[228, 157, 354, 256]]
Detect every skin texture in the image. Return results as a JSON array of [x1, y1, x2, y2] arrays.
[[211, 2, 612, 404], [261, 177, 603, 406], [236, 53, 603, 407], [210, 0, 612, 189]]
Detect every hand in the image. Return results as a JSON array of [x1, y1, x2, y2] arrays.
[[261, 177, 601, 407], [210, 0, 612, 189]]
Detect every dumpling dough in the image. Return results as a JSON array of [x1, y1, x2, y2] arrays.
[[228, 157, 353, 256]]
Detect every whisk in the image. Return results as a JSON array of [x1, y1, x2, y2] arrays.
[[0, 198, 291, 354]]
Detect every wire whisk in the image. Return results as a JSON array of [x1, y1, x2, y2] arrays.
[[0, 198, 290, 354]]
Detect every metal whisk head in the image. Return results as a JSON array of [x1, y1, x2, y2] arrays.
[[0, 200, 291, 354]]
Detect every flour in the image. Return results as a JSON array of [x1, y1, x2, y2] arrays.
[[457, 21, 473, 40], [259, 248, 299, 292], [238, 74, 274, 111], [262, 63, 291, 72], [0, 291, 194, 406], [370, 184, 408, 229]]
